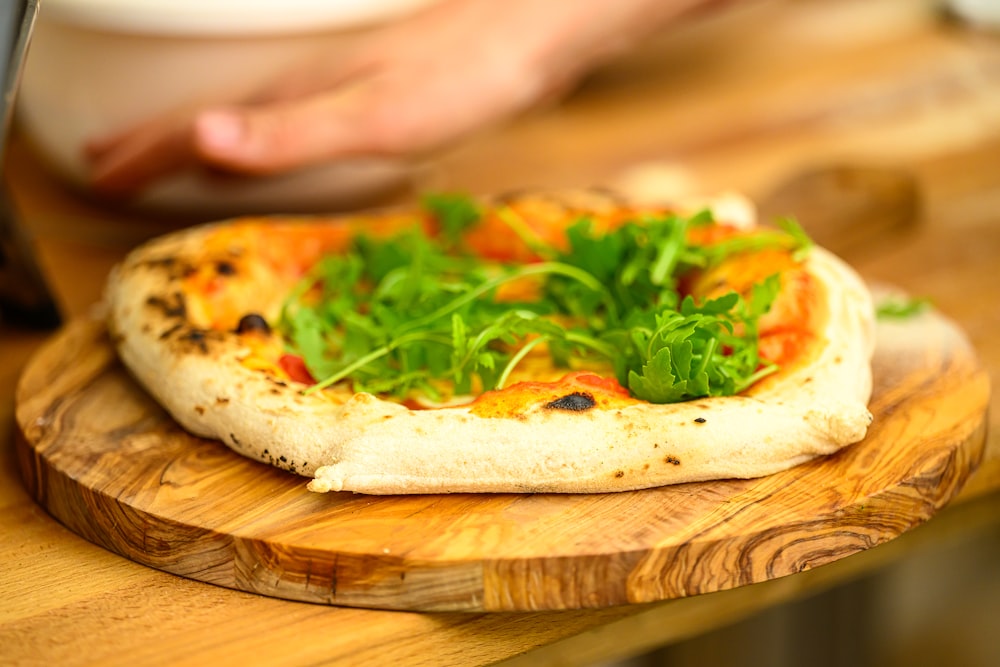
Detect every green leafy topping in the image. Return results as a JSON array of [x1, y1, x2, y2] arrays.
[[776, 217, 814, 261], [495, 206, 560, 260], [276, 197, 807, 404], [876, 296, 930, 319], [421, 192, 482, 247]]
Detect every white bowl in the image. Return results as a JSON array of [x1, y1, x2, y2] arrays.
[[947, 0, 1000, 29], [17, 0, 435, 216]]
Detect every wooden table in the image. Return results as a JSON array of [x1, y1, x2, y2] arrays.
[[3, 0, 999, 664]]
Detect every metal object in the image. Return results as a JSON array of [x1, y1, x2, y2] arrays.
[[0, 0, 60, 329]]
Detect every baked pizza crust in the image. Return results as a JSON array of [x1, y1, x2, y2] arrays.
[[105, 204, 875, 495]]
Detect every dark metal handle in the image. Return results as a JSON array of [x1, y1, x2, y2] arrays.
[[1, 0, 61, 329]]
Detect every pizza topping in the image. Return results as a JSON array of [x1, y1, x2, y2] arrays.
[[875, 295, 930, 319], [278, 354, 316, 385], [235, 313, 271, 335], [273, 196, 813, 407], [422, 192, 482, 248], [544, 391, 597, 411], [215, 260, 237, 276], [469, 371, 639, 418]]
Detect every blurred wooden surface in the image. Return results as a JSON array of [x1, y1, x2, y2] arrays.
[[2, 0, 999, 664]]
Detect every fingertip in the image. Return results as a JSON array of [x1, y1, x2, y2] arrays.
[[194, 111, 246, 156], [194, 109, 283, 174]]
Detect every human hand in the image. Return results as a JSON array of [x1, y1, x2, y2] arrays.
[[86, 0, 720, 196]]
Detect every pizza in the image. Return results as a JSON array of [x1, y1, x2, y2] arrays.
[[104, 189, 875, 494]]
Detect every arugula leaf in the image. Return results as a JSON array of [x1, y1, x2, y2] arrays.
[[495, 206, 560, 260], [776, 216, 814, 261], [422, 192, 482, 247], [551, 218, 684, 322], [629, 347, 690, 403], [625, 309, 723, 402], [876, 296, 930, 319]]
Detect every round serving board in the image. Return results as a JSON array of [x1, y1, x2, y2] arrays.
[[14, 310, 989, 612]]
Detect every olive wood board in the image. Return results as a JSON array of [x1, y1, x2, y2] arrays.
[[14, 310, 989, 612]]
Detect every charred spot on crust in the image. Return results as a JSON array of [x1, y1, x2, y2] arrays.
[[614, 470, 625, 478], [146, 293, 187, 319], [139, 256, 179, 274], [177, 328, 215, 354], [140, 256, 196, 280], [665, 456, 681, 465], [544, 391, 596, 412], [159, 324, 218, 354], [143, 256, 176, 269], [158, 323, 183, 340], [694, 417, 707, 423], [256, 451, 300, 474], [236, 313, 271, 335], [215, 260, 237, 276]]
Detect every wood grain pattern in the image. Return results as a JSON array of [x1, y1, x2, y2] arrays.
[[14, 306, 988, 612]]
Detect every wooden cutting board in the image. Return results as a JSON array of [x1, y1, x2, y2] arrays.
[[14, 309, 989, 612]]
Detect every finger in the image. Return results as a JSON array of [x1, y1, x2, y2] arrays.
[[87, 119, 196, 196], [191, 87, 421, 175]]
